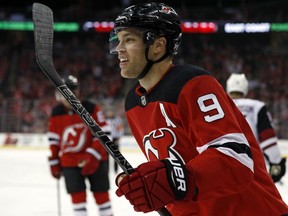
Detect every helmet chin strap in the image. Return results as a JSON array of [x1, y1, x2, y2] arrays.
[[137, 46, 170, 79]]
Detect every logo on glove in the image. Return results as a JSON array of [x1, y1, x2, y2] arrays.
[[164, 157, 187, 200]]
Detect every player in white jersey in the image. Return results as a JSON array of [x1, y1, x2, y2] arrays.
[[226, 73, 286, 182]]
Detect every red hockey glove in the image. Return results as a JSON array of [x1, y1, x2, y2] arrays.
[[269, 157, 286, 182], [48, 156, 61, 179], [80, 148, 101, 176], [115, 158, 197, 213]]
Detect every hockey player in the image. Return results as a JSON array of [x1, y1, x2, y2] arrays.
[[109, 2, 288, 215], [226, 73, 286, 183], [47, 75, 113, 216]]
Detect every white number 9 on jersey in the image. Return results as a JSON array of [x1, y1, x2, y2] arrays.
[[197, 93, 225, 122]]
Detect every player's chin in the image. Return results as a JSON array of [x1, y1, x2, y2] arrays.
[[121, 70, 138, 79]]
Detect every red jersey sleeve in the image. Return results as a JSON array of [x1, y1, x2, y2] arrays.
[[178, 75, 256, 200]]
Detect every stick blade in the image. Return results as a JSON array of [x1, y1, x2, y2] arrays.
[[32, 3, 55, 74]]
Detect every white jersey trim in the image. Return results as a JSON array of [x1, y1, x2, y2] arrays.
[[260, 137, 278, 149], [47, 132, 60, 146], [197, 133, 254, 172], [86, 147, 102, 160]]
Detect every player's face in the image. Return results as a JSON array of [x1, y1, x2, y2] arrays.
[[116, 29, 147, 79]]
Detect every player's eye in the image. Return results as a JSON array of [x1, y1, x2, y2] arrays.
[[124, 37, 135, 43]]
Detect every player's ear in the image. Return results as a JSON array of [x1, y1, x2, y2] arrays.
[[153, 36, 167, 53], [148, 36, 167, 60]]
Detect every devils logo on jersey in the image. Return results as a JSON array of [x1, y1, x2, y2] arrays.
[[62, 123, 88, 153], [143, 127, 184, 162]]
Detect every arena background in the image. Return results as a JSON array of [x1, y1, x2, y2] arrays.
[[0, 0, 287, 215], [1, 0, 288, 137]]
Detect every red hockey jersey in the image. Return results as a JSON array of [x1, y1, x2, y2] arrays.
[[48, 101, 110, 167], [125, 65, 288, 216]]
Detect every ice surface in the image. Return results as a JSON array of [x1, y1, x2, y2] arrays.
[[0, 148, 287, 216]]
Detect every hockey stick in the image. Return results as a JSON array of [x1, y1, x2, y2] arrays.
[[56, 180, 61, 216], [32, 3, 171, 216]]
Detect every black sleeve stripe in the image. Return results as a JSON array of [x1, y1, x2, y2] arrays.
[[208, 142, 253, 159], [48, 137, 59, 142]]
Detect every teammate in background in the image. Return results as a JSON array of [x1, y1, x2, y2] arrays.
[[109, 2, 288, 215], [106, 109, 124, 173], [47, 75, 113, 216], [226, 73, 286, 183]]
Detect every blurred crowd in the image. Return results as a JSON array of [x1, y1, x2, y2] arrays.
[[1, 0, 288, 138], [1, 30, 288, 137], [1, 0, 287, 22]]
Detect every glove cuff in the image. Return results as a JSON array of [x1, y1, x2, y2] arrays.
[[163, 158, 188, 200], [48, 157, 60, 166], [86, 147, 102, 160]]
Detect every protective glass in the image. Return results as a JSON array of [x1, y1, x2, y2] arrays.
[[109, 29, 119, 54]]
